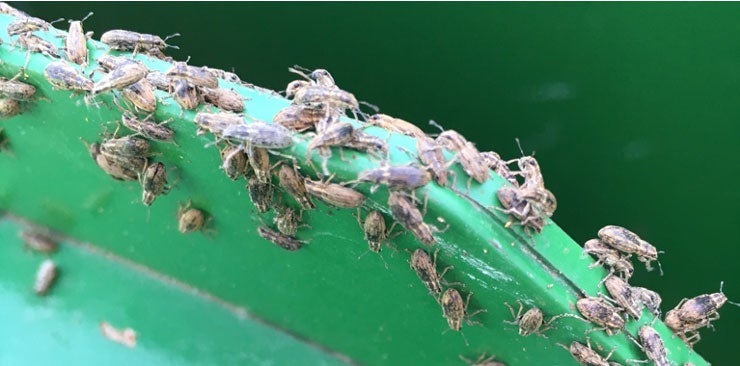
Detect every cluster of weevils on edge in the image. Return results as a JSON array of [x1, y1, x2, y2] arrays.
[[1, 4, 737, 366]]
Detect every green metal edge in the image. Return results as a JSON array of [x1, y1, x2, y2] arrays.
[[0, 13, 709, 366]]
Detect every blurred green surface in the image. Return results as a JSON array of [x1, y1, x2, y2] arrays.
[[3, 2, 739, 365]]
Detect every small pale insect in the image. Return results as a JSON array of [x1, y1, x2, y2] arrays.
[[304, 176, 366, 209], [432, 122, 489, 186], [410, 249, 447, 298], [388, 191, 436, 245], [459, 354, 506, 366], [44, 61, 93, 92], [20, 230, 58, 253], [598, 225, 660, 273], [273, 104, 326, 132], [504, 300, 577, 338], [0, 77, 37, 101], [357, 209, 395, 253], [177, 201, 207, 234], [356, 164, 432, 193], [576, 296, 625, 335], [558, 339, 617, 366], [257, 226, 306, 252], [637, 325, 669, 366], [201, 87, 245, 113], [222, 121, 295, 149], [274, 206, 304, 236], [167, 61, 219, 89], [64, 12, 93, 66], [34, 259, 57, 296], [246, 175, 273, 213], [100, 322, 137, 348], [120, 78, 157, 113], [0, 97, 21, 119], [278, 164, 315, 209], [141, 162, 170, 206], [366, 113, 425, 138], [604, 275, 643, 320], [101, 136, 150, 158], [93, 59, 149, 94], [582, 239, 634, 281], [7, 15, 59, 36], [100, 29, 179, 56], [171, 79, 201, 111], [220, 144, 249, 180]]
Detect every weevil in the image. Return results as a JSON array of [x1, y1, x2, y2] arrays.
[[417, 135, 452, 187], [85, 140, 145, 181], [100, 322, 137, 348], [0, 97, 21, 119], [355, 164, 432, 193], [19, 230, 58, 254], [44, 61, 93, 92], [604, 275, 644, 320], [115, 99, 174, 142], [304, 175, 366, 209], [366, 113, 425, 138], [167, 60, 219, 89], [274, 206, 306, 236], [7, 15, 61, 36], [431, 121, 489, 187], [194, 111, 244, 136], [345, 130, 388, 156], [496, 186, 548, 234], [0, 76, 37, 101], [257, 226, 306, 251], [582, 239, 634, 281], [17, 33, 60, 67], [100, 29, 179, 56], [576, 296, 625, 335], [504, 300, 579, 337], [598, 225, 661, 274], [278, 164, 315, 209], [64, 12, 93, 66], [120, 78, 157, 113], [177, 200, 210, 234], [171, 79, 201, 112], [410, 249, 450, 298], [305, 120, 354, 163], [632, 325, 670, 366], [222, 121, 294, 149], [0, 2, 28, 17], [285, 80, 311, 98], [273, 103, 326, 133], [481, 151, 519, 187], [220, 144, 250, 180], [633, 286, 662, 317], [292, 85, 361, 119], [34, 259, 57, 296], [557, 339, 620, 366], [100, 136, 150, 158], [247, 145, 271, 184], [667, 282, 738, 323], [356, 209, 397, 253], [203, 66, 241, 84], [146, 71, 171, 91], [246, 175, 273, 213], [289, 65, 338, 89], [202, 87, 245, 112], [140, 162, 170, 206], [92, 58, 148, 94], [388, 191, 439, 245], [441, 288, 485, 334], [459, 354, 506, 366]]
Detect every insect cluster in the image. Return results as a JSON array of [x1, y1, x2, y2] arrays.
[[0, 5, 731, 365]]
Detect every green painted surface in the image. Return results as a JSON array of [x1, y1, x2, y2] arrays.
[[2, 2, 738, 365]]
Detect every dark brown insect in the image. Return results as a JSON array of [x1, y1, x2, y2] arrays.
[[64, 12, 93, 66], [34, 259, 57, 296], [576, 296, 625, 335], [388, 191, 437, 245], [257, 226, 306, 251], [278, 164, 315, 209], [410, 249, 450, 297], [140, 162, 170, 206], [304, 176, 366, 209], [598, 225, 661, 274], [20, 230, 58, 253], [246, 175, 273, 213]]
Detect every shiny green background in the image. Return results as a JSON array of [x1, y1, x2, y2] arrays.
[[10, 2, 740, 364]]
